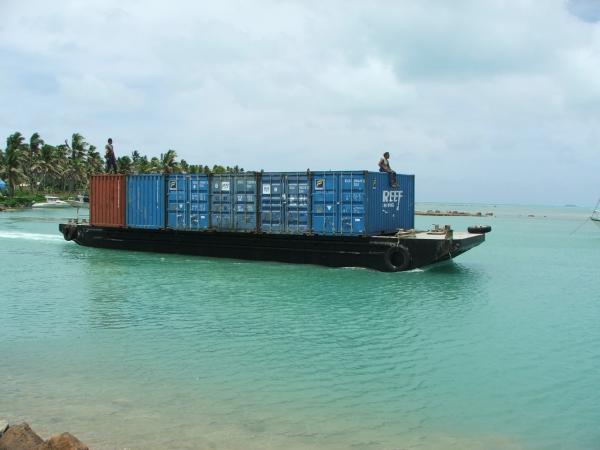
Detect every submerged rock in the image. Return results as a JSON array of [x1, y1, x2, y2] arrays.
[[0, 423, 43, 450], [39, 433, 89, 450]]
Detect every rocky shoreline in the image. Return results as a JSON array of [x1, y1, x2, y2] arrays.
[[0, 421, 89, 450]]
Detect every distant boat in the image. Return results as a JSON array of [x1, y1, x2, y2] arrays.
[[32, 195, 71, 208], [67, 194, 89, 208], [592, 199, 600, 228], [592, 211, 600, 227]]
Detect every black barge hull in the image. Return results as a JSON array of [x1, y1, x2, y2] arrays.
[[59, 224, 485, 272]]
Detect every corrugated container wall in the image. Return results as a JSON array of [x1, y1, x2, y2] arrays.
[[210, 173, 258, 232], [126, 174, 166, 229], [366, 172, 414, 234], [310, 171, 414, 236], [167, 174, 209, 230], [90, 175, 126, 227], [260, 172, 309, 234]]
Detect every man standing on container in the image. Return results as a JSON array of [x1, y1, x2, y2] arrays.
[[378, 152, 397, 188], [105, 138, 117, 173]]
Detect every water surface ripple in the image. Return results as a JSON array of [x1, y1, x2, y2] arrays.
[[1, 207, 599, 450]]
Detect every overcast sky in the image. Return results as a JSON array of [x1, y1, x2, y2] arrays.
[[1, 0, 599, 205]]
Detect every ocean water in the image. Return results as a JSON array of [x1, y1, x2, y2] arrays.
[[0, 204, 599, 450]]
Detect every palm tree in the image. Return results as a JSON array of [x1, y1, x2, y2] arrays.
[[149, 157, 161, 173], [0, 148, 5, 190], [131, 150, 142, 173], [2, 133, 26, 196], [137, 155, 150, 173], [64, 157, 87, 192], [29, 133, 44, 154], [27, 133, 44, 191], [86, 146, 104, 175], [54, 143, 71, 191], [38, 144, 60, 191], [179, 159, 189, 173], [160, 149, 178, 174], [68, 133, 88, 160], [117, 156, 132, 174]]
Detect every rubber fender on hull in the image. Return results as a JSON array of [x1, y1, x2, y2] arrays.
[[383, 245, 411, 272], [467, 225, 492, 234], [63, 226, 77, 241]]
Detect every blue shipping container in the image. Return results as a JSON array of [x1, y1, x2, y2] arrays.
[[210, 173, 258, 232], [126, 174, 166, 229], [167, 174, 210, 230], [311, 171, 414, 236], [260, 172, 310, 234]]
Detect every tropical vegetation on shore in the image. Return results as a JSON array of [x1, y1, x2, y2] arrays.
[[0, 131, 244, 198]]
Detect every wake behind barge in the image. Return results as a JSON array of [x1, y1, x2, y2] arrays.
[[59, 222, 487, 272]]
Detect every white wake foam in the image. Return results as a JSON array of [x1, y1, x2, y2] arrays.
[[0, 231, 64, 242]]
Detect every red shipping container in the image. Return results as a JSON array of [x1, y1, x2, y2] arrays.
[[90, 175, 126, 227]]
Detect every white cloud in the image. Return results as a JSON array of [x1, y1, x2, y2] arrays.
[[1, 0, 599, 204], [57, 75, 145, 110]]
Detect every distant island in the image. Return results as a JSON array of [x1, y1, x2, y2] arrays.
[[416, 210, 494, 217]]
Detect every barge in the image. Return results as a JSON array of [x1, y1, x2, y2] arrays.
[[58, 223, 487, 272], [57, 172, 490, 271]]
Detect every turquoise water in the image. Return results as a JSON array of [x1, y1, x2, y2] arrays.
[[1, 205, 599, 450]]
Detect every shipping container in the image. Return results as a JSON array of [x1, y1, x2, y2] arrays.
[[260, 172, 310, 234], [167, 174, 209, 230], [90, 174, 126, 227], [210, 173, 258, 231], [311, 171, 414, 236], [126, 174, 166, 229]]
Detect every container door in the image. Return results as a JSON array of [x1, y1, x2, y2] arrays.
[[168, 175, 188, 229], [234, 175, 257, 231], [126, 174, 165, 229], [189, 175, 209, 230], [167, 175, 209, 230], [285, 173, 309, 234], [260, 173, 284, 233], [339, 173, 366, 235], [311, 173, 337, 234], [210, 176, 233, 230], [90, 175, 126, 227]]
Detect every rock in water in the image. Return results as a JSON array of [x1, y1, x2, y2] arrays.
[[39, 433, 89, 450], [0, 421, 8, 436], [0, 423, 43, 450]]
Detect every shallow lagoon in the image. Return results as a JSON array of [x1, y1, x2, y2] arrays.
[[1, 205, 599, 449]]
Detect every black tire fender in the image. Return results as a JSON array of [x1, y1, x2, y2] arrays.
[[383, 245, 411, 272], [64, 226, 77, 241], [468, 225, 492, 234]]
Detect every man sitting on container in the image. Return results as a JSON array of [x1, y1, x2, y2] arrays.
[[378, 152, 397, 188]]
